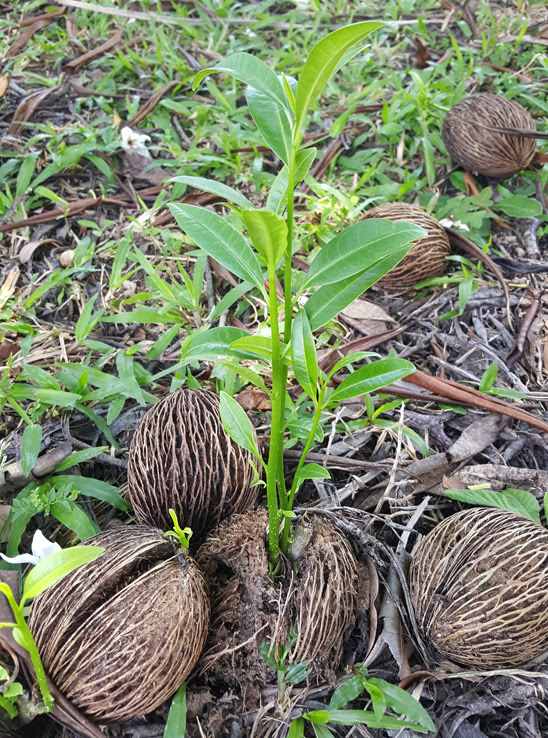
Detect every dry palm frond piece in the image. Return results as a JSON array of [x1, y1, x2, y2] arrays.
[[410, 507, 548, 668]]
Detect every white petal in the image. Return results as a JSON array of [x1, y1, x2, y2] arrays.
[[31, 530, 61, 562], [0, 553, 38, 565]]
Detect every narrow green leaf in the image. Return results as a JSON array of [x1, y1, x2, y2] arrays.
[[312, 726, 334, 738], [287, 718, 305, 738], [328, 676, 365, 710], [295, 463, 330, 481], [304, 710, 330, 724], [193, 52, 289, 112], [291, 310, 318, 398], [267, 148, 317, 214], [479, 361, 498, 392], [331, 360, 415, 402], [50, 500, 100, 540], [305, 220, 426, 288], [169, 204, 264, 290], [294, 22, 384, 135], [51, 476, 129, 511], [22, 546, 104, 604], [110, 228, 134, 290], [20, 425, 42, 477], [445, 488, 540, 525], [179, 327, 256, 364], [241, 210, 287, 267], [16, 154, 37, 198], [230, 335, 275, 362], [75, 293, 104, 341], [34, 389, 81, 407], [216, 361, 269, 394], [326, 709, 427, 730], [246, 86, 292, 164], [169, 176, 254, 210], [164, 682, 187, 738], [219, 391, 261, 460], [54, 447, 107, 472], [305, 245, 416, 330], [116, 351, 146, 406], [366, 678, 435, 732]]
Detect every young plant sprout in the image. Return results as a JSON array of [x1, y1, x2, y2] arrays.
[[169, 22, 424, 566], [0, 532, 103, 711]]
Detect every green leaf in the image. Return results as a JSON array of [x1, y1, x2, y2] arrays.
[[16, 154, 37, 198], [50, 500, 100, 540], [312, 726, 334, 738], [366, 678, 435, 732], [219, 391, 261, 460], [169, 204, 264, 290], [493, 196, 542, 218], [51, 476, 129, 511], [110, 228, 135, 290], [230, 335, 279, 363], [20, 424, 42, 477], [22, 546, 104, 605], [287, 718, 305, 738], [305, 220, 426, 288], [164, 682, 187, 738], [241, 209, 287, 267], [331, 359, 415, 402], [162, 327, 257, 377], [246, 85, 292, 164], [305, 246, 417, 330], [364, 682, 387, 720], [326, 709, 428, 730], [295, 463, 330, 481], [291, 310, 318, 399], [266, 148, 317, 214], [169, 176, 254, 210], [216, 361, 269, 394], [294, 22, 384, 135], [328, 676, 365, 710], [284, 660, 310, 685], [479, 361, 498, 392], [193, 53, 289, 112], [445, 488, 541, 524], [304, 710, 330, 724]]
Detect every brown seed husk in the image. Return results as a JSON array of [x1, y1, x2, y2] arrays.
[[29, 526, 209, 724], [360, 203, 450, 292], [196, 510, 362, 706], [410, 507, 548, 669], [442, 93, 537, 178], [127, 388, 258, 538]]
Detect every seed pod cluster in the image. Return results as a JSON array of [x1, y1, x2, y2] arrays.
[[128, 389, 258, 538], [29, 526, 209, 724], [360, 203, 450, 292], [442, 93, 537, 178], [410, 507, 548, 668]]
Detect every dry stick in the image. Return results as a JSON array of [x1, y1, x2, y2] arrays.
[[507, 295, 540, 369], [373, 401, 406, 514]]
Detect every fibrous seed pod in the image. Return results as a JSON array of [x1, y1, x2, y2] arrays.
[[29, 525, 209, 724], [442, 93, 537, 178], [410, 507, 548, 669], [360, 203, 450, 292], [127, 389, 259, 538]]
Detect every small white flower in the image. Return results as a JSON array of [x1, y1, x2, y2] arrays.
[[1, 530, 61, 566], [120, 126, 152, 158], [438, 217, 470, 232]]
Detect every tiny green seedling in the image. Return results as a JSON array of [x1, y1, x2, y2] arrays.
[[165, 509, 193, 549]]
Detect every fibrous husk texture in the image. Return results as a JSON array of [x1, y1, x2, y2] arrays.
[[442, 93, 537, 178], [128, 388, 258, 538], [196, 510, 362, 706], [361, 203, 450, 292], [410, 507, 548, 669], [29, 526, 209, 724]]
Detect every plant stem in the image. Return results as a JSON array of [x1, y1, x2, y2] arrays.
[[280, 387, 325, 553], [265, 263, 284, 564], [0, 585, 53, 712]]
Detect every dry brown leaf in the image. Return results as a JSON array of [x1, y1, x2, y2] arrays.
[[126, 80, 181, 127], [19, 237, 62, 264], [0, 341, 19, 363], [0, 75, 8, 98], [0, 267, 19, 310], [10, 86, 59, 136], [442, 474, 465, 490], [62, 26, 124, 74], [340, 298, 398, 335], [236, 388, 271, 412]]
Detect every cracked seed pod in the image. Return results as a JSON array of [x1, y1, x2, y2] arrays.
[[442, 93, 537, 178], [29, 526, 209, 724], [410, 507, 548, 669], [360, 203, 450, 292], [128, 389, 258, 538]]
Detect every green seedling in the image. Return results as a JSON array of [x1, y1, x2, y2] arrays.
[[169, 23, 426, 566], [0, 534, 103, 712], [0, 667, 23, 719]]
